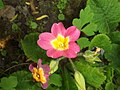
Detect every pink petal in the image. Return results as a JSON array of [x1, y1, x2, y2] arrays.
[[37, 40, 52, 50], [63, 49, 77, 58], [51, 22, 66, 37], [41, 82, 48, 89], [39, 32, 55, 41], [65, 26, 80, 41], [69, 42, 80, 53], [29, 64, 34, 72], [37, 33, 55, 50], [47, 48, 63, 58], [37, 59, 42, 68], [42, 64, 50, 74]]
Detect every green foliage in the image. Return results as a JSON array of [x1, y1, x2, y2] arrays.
[[74, 70, 86, 90], [0, 76, 18, 90], [105, 82, 114, 90], [50, 60, 59, 74], [108, 31, 120, 44], [73, 6, 97, 36], [21, 32, 48, 62], [11, 70, 41, 90], [89, 34, 112, 54], [0, 0, 4, 9], [75, 57, 106, 88], [49, 74, 62, 87], [29, 21, 38, 29], [105, 44, 120, 69], [61, 67, 77, 90], [83, 50, 101, 63], [57, 0, 68, 20], [58, 13, 65, 21], [87, 0, 120, 34], [77, 37, 90, 50]]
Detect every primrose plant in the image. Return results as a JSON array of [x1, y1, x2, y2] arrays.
[[28, 22, 85, 90]]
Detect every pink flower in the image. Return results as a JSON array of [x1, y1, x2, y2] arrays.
[[29, 59, 50, 89], [37, 22, 80, 58]]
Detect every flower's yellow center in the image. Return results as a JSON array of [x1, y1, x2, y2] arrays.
[[32, 67, 46, 84], [51, 34, 69, 51]]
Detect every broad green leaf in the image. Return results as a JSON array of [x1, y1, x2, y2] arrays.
[[77, 37, 90, 50], [74, 70, 86, 90], [87, 0, 120, 34], [75, 57, 106, 88], [61, 67, 77, 90], [89, 34, 112, 55], [21, 32, 48, 62], [105, 82, 114, 90], [49, 74, 62, 87], [73, 6, 97, 36], [11, 70, 41, 90], [108, 31, 120, 44], [81, 23, 97, 36], [0, 0, 4, 9], [73, 6, 93, 29], [105, 44, 120, 69], [0, 76, 17, 89], [50, 60, 59, 74]]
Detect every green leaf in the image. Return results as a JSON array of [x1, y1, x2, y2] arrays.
[[49, 74, 62, 87], [50, 60, 59, 74], [0, 76, 17, 89], [77, 37, 90, 50], [89, 34, 112, 54], [73, 6, 94, 30], [75, 57, 106, 88], [11, 70, 41, 90], [72, 6, 97, 36], [61, 67, 77, 90], [87, 0, 120, 34], [30, 21, 38, 29], [58, 13, 65, 20], [21, 32, 48, 62], [105, 44, 120, 69], [81, 23, 97, 36], [74, 70, 86, 90], [108, 31, 120, 44], [0, 0, 4, 9], [105, 82, 114, 90]]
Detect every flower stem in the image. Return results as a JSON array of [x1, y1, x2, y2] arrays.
[[68, 58, 77, 72]]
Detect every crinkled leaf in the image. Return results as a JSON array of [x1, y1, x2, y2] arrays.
[[89, 34, 112, 55], [49, 74, 62, 87], [21, 32, 48, 62], [77, 37, 90, 50], [105, 82, 114, 90], [108, 31, 120, 44], [75, 57, 106, 88], [105, 44, 120, 70], [61, 67, 77, 90], [87, 0, 120, 34], [0, 76, 17, 89]]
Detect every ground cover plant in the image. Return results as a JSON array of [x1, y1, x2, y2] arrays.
[[0, 0, 120, 90]]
